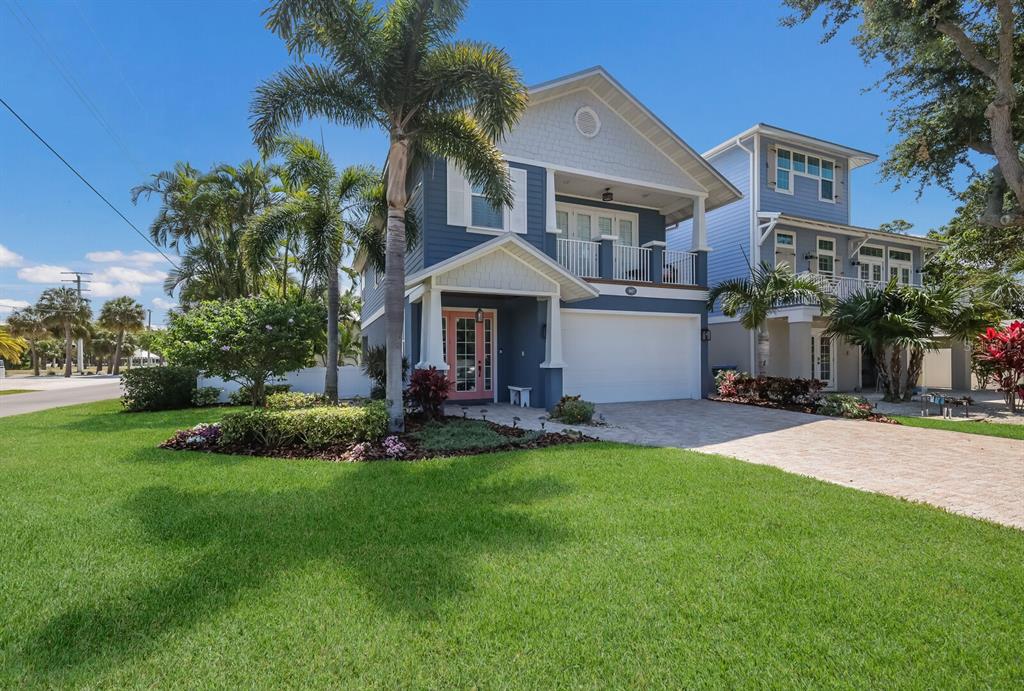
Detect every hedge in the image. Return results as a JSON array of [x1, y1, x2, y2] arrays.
[[219, 401, 389, 450], [121, 366, 198, 412]]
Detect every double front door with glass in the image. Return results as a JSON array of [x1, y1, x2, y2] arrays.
[[443, 309, 494, 401], [811, 330, 836, 390]]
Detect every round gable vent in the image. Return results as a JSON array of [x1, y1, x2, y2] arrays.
[[574, 106, 601, 138]]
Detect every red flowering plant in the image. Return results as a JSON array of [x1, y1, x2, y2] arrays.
[[404, 367, 451, 419], [975, 321, 1024, 413]]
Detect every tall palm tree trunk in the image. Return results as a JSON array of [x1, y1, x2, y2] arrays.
[[904, 347, 926, 401], [324, 269, 340, 403], [756, 326, 770, 377], [887, 346, 904, 402], [63, 324, 73, 378], [384, 138, 410, 432], [30, 342, 39, 376], [871, 345, 890, 397], [112, 330, 125, 375]]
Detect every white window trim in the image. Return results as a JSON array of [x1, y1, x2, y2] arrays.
[[857, 244, 885, 282], [816, 235, 836, 277], [773, 145, 837, 203], [775, 230, 795, 253], [887, 247, 913, 285], [555, 201, 639, 246]]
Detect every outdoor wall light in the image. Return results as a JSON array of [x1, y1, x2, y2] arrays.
[[602, 188, 613, 202], [475, 308, 484, 323], [804, 253, 818, 260], [701, 328, 712, 342]]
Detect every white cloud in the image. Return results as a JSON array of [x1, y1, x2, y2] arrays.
[[0, 298, 30, 315], [152, 297, 176, 310], [86, 250, 166, 266], [0, 244, 23, 268], [91, 281, 142, 297], [17, 264, 72, 284], [96, 266, 165, 284]]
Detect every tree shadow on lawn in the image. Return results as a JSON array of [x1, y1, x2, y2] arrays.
[[18, 453, 570, 682]]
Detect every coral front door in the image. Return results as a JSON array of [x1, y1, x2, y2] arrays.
[[444, 310, 494, 401]]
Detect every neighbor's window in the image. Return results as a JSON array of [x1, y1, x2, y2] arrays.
[[817, 237, 836, 276], [888, 248, 913, 285], [470, 181, 503, 230], [775, 146, 836, 202]]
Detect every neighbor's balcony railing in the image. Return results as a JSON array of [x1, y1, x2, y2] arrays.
[[796, 271, 921, 302], [613, 244, 651, 282], [662, 250, 696, 286], [556, 237, 600, 278]]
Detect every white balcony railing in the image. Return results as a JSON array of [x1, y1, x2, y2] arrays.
[[798, 271, 920, 302], [663, 250, 696, 286], [613, 244, 651, 282], [556, 237, 600, 278]]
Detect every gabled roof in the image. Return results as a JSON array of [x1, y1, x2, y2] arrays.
[[704, 123, 878, 170], [528, 66, 742, 214], [404, 234, 600, 302]]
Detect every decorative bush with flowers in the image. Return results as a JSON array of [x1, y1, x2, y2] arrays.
[[161, 422, 223, 450], [714, 370, 823, 407], [158, 296, 324, 407], [975, 321, 1024, 413]]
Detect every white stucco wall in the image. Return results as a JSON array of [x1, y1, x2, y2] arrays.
[[198, 366, 372, 402]]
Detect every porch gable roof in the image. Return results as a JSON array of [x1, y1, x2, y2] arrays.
[[405, 234, 599, 302]]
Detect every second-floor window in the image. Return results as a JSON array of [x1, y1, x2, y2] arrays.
[[556, 203, 638, 245], [888, 248, 913, 285], [775, 231, 796, 272], [774, 147, 836, 202], [858, 245, 885, 282], [471, 181, 504, 230], [816, 237, 836, 276]]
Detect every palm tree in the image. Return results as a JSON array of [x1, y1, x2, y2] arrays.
[[132, 160, 280, 304], [6, 307, 48, 375], [246, 135, 377, 402], [90, 328, 117, 374], [251, 0, 527, 430], [0, 327, 28, 363], [98, 297, 146, 375], [707, 262, 831, 376], [36, 287, 91, 377]]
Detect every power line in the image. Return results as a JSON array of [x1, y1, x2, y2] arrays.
[[0, 96, 179, 270]]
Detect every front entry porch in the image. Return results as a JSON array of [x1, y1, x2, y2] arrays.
[[405, 234, 600, 409]]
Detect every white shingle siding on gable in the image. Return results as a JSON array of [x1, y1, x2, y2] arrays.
[[434, 250, 558, 293], [501, 91, 700, 191]]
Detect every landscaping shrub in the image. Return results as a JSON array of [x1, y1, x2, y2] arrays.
[[362, 344, 408, 400], [218, 401, 389, 450], [551, 395, 595, 424], [228, 384, 291, 407], [163, 422, 223, 449], [405, 367, 450, 418], [192, 386, 222, 407], [412, 418, 509, 452], [266, 391, 328, 410], [719, 373, 823, 406], [817, 393, 873, 419], [120, 366, 197, 412]]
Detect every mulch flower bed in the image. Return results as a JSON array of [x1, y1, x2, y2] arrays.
[[709, 395, 900, 424], [160, 416, 594, 463]]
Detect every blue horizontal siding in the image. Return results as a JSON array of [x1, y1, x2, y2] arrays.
[[769, 226, 924, 278], [759, 136, 849, 225]]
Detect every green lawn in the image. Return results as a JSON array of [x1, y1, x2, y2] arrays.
[[0, 389, 35, 396], [892, 414, 1024, 440], [1, 402, 1021, 687]]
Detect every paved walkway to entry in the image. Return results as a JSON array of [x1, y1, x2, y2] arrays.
[[448, 400, 1024, 529]]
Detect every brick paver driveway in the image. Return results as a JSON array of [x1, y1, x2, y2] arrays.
[[455, 400, 1024, 529]]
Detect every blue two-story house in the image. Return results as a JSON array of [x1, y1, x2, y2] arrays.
[[357, 67, 740, 408], [669, 124, 956, 392]]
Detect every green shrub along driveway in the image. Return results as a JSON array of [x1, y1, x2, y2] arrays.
[[1, 402, 1022, 687]]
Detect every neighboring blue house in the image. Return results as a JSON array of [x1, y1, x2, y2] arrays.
[[357, 67, 740, 408], [668, 124, 968, 391]]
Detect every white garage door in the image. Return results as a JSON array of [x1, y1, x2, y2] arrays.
[[561, 311, 702, 403]]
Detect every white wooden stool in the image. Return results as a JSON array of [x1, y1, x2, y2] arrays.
[[508, 386, 531, 408]]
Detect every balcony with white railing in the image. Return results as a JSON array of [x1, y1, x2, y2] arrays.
[[613, 244, 651, 282], [556, 237, 600, 278], [796, 271, 921, 302], [662, 250, 696, 286]]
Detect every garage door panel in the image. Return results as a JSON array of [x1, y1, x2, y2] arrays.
[[561, 311, 700, 403]]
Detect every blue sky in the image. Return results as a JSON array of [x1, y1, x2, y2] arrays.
[[0, 0, 967, 324]]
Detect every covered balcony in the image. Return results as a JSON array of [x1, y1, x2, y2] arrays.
[[796, 271, 922, 302], [543, 167, 709, 288]]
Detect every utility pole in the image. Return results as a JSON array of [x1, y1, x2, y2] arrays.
[[147, 309, 152, 330], [61, 271, 92, 375]]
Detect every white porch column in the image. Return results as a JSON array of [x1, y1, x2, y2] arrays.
[[540, 295, 565, 368], [691, 195, 709, 251], [417, 283, 448, 370], [545, 168, 558, 233]]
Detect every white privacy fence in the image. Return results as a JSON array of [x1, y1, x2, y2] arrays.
[[198, 366, 372, 402], [556, 238, 600, 278]]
